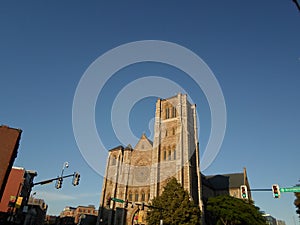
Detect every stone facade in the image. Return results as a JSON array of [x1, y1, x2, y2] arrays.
[[98, 93, 202, 225]]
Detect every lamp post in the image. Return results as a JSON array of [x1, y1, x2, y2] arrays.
[[61, 162, 69, 177], [56, 162, 69, 189]]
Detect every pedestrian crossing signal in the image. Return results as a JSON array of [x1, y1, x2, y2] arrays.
[[106, 197, 111, 207]]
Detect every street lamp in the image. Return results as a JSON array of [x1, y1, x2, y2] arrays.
[[56, 162, 69, 189], [61, 162, 69, 177]]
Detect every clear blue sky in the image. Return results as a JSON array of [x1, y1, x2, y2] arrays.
[[1, 1, 299, 224]]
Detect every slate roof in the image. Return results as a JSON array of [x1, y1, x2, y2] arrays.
[[203, 172, 244, 190]]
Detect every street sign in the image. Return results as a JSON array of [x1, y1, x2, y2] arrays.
[[111, 197, 125, 203], [280, 186, 300, 193]]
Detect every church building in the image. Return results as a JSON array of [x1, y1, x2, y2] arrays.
[[97, 93, 202, 225]]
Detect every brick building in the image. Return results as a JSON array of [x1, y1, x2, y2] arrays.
[[60, 205, 98, 224], [0, 167, 37, 224], [98, 93, 202, 225], [0, 125, 22, 201]]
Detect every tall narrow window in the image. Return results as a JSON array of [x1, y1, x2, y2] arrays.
[[173, 148, 176, 160], [111, 157, 116, 166], [148, 193, 150, 201], [163, 150, 167, 161], [172, 106, 176, 118], [141, 192, 145, 201], [172, 127, 176, 135], [128, 192, 133, 201], [135, 192, 139, 201], [166, 107, 170, 119], [168, 150, 171, 160]]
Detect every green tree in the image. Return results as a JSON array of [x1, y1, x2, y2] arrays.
[[206, 195, 266, 225], [146, 177, 201, 225]]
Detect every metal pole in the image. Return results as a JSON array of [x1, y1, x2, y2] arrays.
[[60, 162, 69, 178]]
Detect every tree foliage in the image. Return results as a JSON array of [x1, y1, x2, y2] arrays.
[[146, 177, 201, 225], [206, 195, 266, 225]]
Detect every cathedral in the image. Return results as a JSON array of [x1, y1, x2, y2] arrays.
[[97, 93, 251, 225], [97, 93, 202, 225]]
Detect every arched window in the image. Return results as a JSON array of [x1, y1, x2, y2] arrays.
[[148, 193, 150, 201], [173, 148, 176, 160], [111, 156, 116, 166], [128, 192, 133, 201], [135, 192, 139, 201], [165, 129, 168, 137], [163, 150, 167, 161], [172, 106, 176, 118], [166, 107, 170, 119], [141, 192, 145, 201], [168, 150, 171, 160], [172, 127, 176, 135]]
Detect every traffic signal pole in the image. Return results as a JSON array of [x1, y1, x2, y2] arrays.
[[32, 173, 76, 186], [32, 161, 80, 189], [243, 185, 300, 199], [250, 188, 272, 191]]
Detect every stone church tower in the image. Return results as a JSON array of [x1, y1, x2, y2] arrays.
[[98, 93, 202, 225]]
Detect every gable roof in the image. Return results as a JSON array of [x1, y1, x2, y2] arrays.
[[204, 173, 244, 190], [134, 133, 153, 151]]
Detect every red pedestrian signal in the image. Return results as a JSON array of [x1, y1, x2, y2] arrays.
[[106, 197, 111, 207], [240, 185, 248, 199], [272, 184, 280, 198]]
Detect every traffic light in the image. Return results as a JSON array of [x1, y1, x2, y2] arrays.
[[106, 197, 111, 207], [272, 184, 280, 198], [141, 202, 144, 210], [56, 177, 62, 189], [240, 185, 248, 199], [124, 199, 128, 208], [72, 172, 80, 186]]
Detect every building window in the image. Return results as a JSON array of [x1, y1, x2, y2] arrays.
[[148, 193, 150, 201], [172, 106, 176, 117], [111, 156, 116, 166], [166, 107, 170, 119], [172, 127, 176, 135], [163, 150, 166, 161], [128, 192, 133, 201], [165, 129, 168, 137], [141, 192, 145, 201], [173, 148, 176, 160], [168, 150, 171, 160], [135, 192, 139, 201]]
